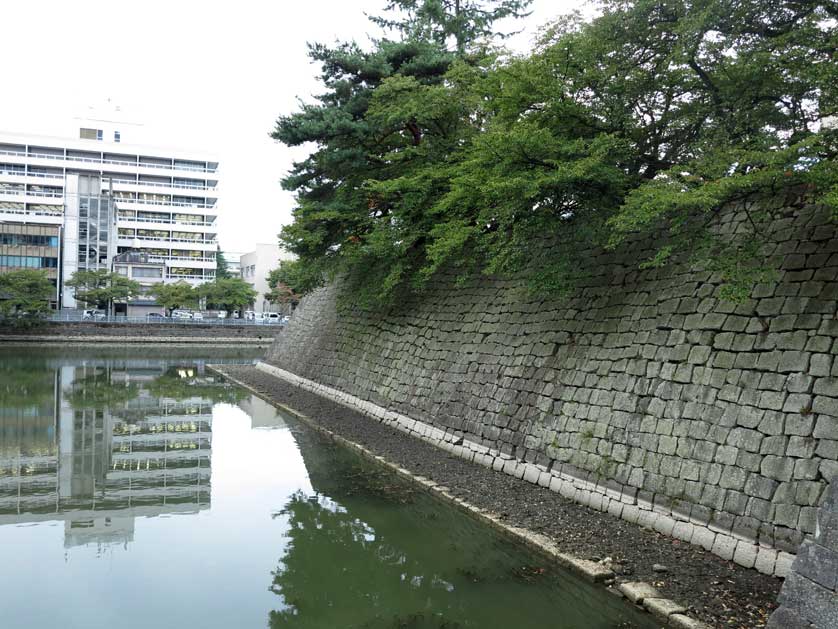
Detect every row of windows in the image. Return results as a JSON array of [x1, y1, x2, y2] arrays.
[[0, 234, 58, 247], [115, 265, 163, 279], [132, 267, 162, 278], [2, 143, 215, 172], [0, 255, 58, 268]]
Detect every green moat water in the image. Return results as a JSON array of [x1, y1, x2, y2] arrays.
[[0, 348, 657, 629]]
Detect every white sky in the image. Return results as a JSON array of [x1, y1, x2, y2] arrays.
[[0, 0, 585, 253]]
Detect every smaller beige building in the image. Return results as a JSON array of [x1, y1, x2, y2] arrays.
[[112, 251, 165, 316], [240, 243, 293, 313]]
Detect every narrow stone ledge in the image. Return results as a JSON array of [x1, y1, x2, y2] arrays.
[[668, 613, 713, 629], [254, 361, 797, 580], [618, 581, 662, 604], [643, 597, 687, 621]]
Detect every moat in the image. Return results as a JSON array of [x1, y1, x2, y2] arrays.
[[0, 347, 656, 628]]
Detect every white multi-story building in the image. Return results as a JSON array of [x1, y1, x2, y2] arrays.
[[240, 243, 294, 313], [0, 120, 218, 310]]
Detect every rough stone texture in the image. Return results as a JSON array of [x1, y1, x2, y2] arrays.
[[266, 197, 838, 577], [769, 480, 838, 628], [618, 581, 662, 604]]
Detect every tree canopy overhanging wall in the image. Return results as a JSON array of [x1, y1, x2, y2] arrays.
[[274, 0, 838, 307]]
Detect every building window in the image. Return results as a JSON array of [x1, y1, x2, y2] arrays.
[[132, 267, 163, 278], [114, 131, 121, 143], [0, 233, 58, 247], [79, 128, 98, 140], [0, 255, 58, 268], [97, 129, 103, 141]]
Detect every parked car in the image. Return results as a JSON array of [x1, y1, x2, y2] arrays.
[[243, 310, 256, 320], [171, 310, 193, 319], [253, 312, 266, 323], [146, 312, 165, 319], [280, 315, 290, 325], [192, 312, 204, 321], [217, 310, 227, 319], [264, 312, 281, 323], [82, 309, 106, 320]]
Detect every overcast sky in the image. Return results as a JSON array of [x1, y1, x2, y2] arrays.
[[0, 0, 585, 253]]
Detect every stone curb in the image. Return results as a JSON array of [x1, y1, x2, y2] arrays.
[[211, 364, 711, 629], [252, 361, 794, 580]]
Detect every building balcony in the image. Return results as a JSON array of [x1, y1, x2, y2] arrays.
[[163, 257, 216, 270], [0, 206, 64, 225], [109, 178, 217, 195], [117, 236, 218, 251], [0, 171, 65, 186], [0, 147, 218, 176], [114, 198, 216, 212], [117, 217, 216, 230]]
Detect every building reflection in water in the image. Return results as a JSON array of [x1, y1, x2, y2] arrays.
[[0, 357, 240, 549]]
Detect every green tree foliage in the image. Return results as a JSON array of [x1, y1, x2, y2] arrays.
[[150, 281, 198, 314], [276, 0, 838, 305], [264, 260, 320, 309], [370, 0, 532, 53], [0, 269, 54, 326], [199, 277, 258, 313], [215, 247, 231, 279], [66, 269, 141, 312]]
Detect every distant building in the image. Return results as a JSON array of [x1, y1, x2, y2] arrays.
[[0, 222, 61, 307], [224, 251, 242, 279], [0, 107, 219, 309], [240, 243, 293, 312], [112, 251, 165, 316]]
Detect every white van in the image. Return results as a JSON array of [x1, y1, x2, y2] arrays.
[[264, 312, 281, 323]]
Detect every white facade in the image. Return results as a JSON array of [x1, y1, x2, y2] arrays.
[[240, 243, 293, 312], [0, 126, 218, 307]]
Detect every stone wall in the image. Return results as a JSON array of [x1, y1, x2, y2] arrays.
[[266, 195, 838, 577], [768, 480, 838, 627]]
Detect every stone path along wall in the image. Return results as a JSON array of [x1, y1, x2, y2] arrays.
[[266, 195, 838, 577]]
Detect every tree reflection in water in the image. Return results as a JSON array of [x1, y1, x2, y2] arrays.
[[269, 490, 464, 629]]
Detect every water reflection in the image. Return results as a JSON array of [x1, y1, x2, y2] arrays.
[[0, 356, 243, 548], [0, 351, 654, 629]]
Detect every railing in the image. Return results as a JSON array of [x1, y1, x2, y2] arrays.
[[119, 216, 215, 227], [48, 312, 287, 326], [110, 178, 216, 192], [0, 207, 63, 218], [117, 198, 215, 209], [117, 235, 218, 245], [0, 148, 218, 174], [0, 169, 64, 180], [147, 255, 215, 263], [166, 274, 215, 280], [0, 189, 63, 199]]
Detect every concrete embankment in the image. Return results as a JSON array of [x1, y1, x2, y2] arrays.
[[0, 322, 281, 345]]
